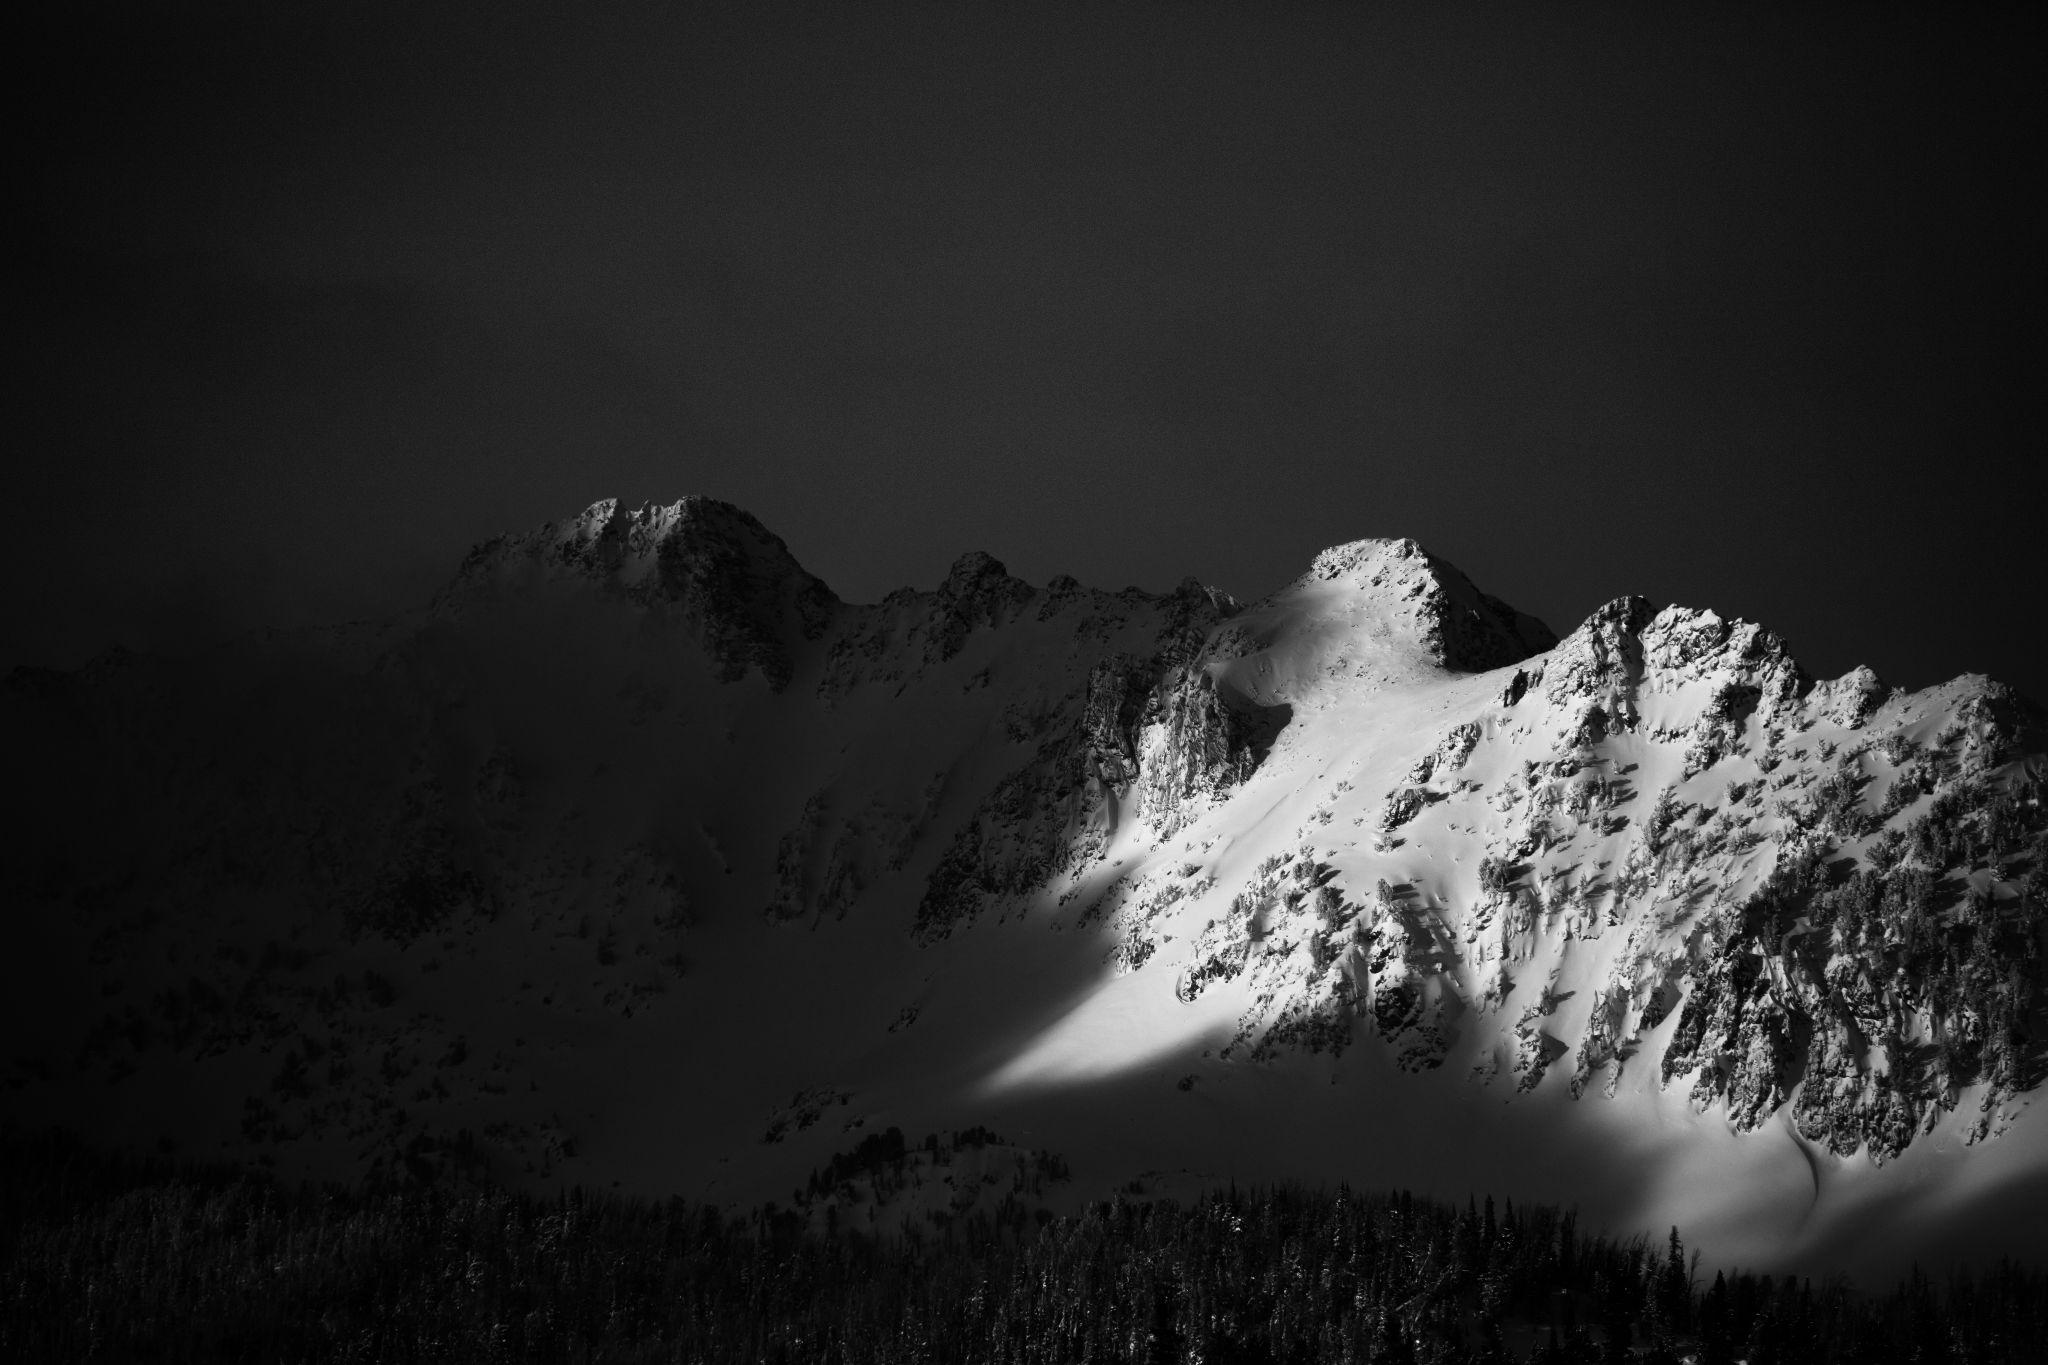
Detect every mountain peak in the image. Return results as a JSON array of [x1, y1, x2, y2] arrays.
[[1193, 536, 1554, 705], [1276, 535, 1558, 677], [444, 495, 838, 688], [1303, 536, 1432, 583], [939, 549, 1025, 598]]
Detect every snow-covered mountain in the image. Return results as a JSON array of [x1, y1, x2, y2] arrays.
[[5, 496, 2044, 1282]]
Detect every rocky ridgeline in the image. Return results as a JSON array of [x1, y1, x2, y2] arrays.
[[1516, 600, 2047, 1156], [754, 549, 1254, 929], [9, 495, 2046, 1183], [817, 552, 1237, 698], [436, 499, 1282, 940], [1185, 595, 2048, 1162], [817, 550, 1039, 694]]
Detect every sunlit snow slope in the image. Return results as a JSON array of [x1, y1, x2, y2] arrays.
[[4, 497, 2044, 1284]]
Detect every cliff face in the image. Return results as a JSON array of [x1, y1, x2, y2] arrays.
[[907, 578, 1264, 942], [6, 497, 2046, 1266]]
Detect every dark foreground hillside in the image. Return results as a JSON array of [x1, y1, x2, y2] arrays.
[[1, 1131, 2041, 1364]]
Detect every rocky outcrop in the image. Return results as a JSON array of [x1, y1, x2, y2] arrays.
[[1133, 664, 1283, 839], [1663, 770, 2048, 1160], [912, 592, 1272, 942], [1533, 595, 1655, 713], [1809, 665, 1891, 730], [1079, 656, 1151, 792]]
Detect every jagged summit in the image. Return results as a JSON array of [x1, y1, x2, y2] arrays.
[[1522, 595, 1968, 757]]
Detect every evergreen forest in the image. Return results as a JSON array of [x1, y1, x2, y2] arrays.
[[2, 1130, 2042, 1364]]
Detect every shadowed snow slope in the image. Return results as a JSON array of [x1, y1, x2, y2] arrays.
[[4, 497, 2045, 1284]]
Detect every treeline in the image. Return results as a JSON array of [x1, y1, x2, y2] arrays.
[[2, 1131, 2043, 1363]]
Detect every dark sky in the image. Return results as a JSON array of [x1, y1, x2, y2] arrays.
[[16, 3, 2045, 699]]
